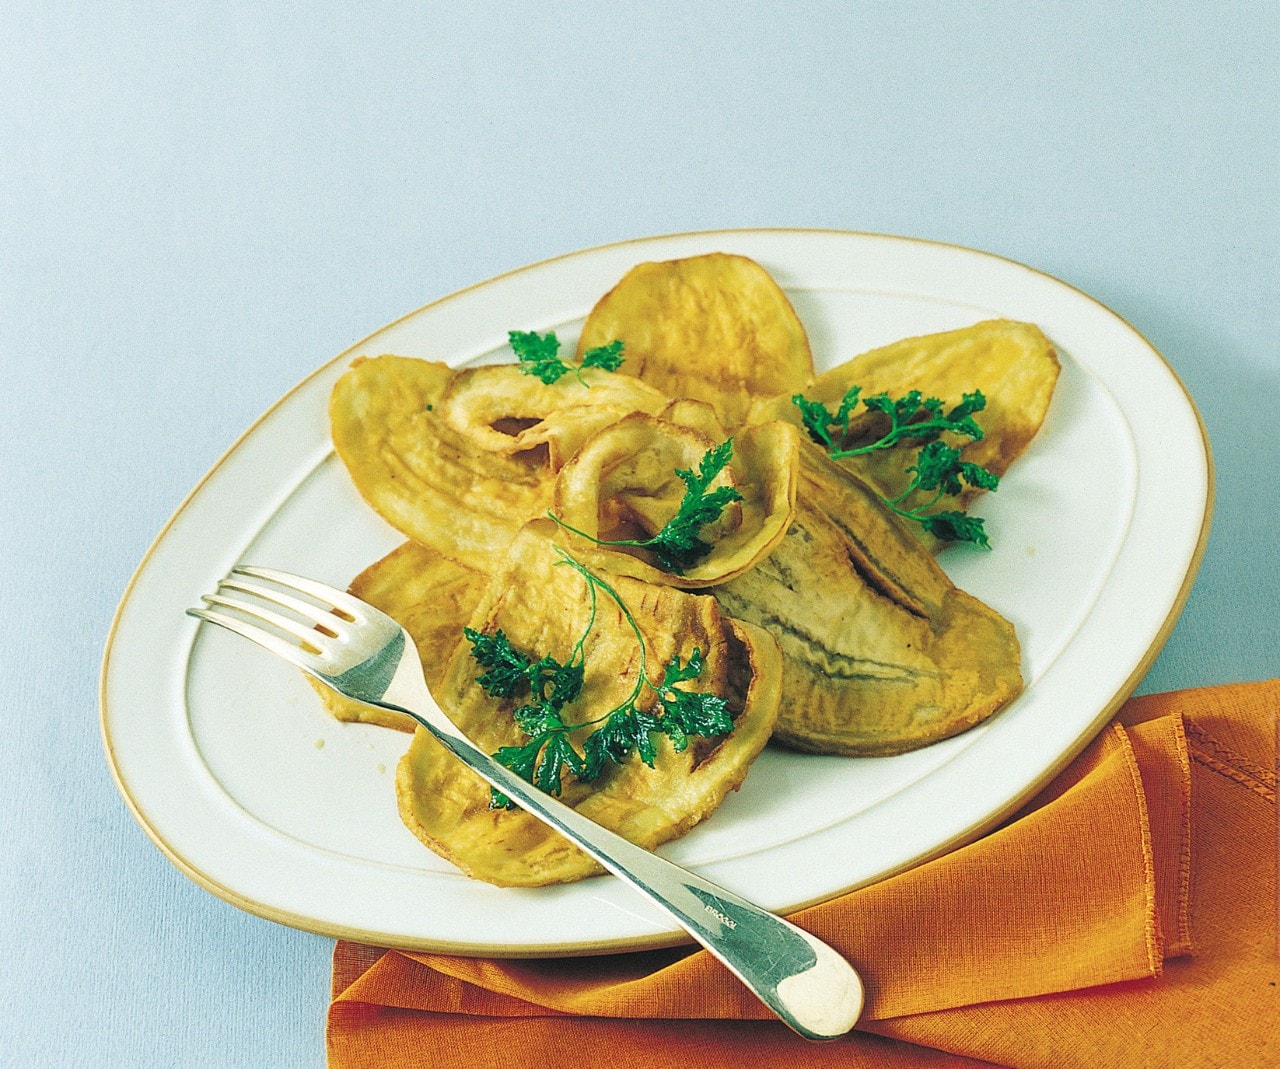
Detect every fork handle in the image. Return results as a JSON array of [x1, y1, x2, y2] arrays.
[[408, 709, 864, 1040]]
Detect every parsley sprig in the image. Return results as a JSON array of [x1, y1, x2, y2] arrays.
[[465, 550, 734, 808], [509, 330, 625, 386], [792, 386, 999, 547], [792, 386, 988, 459], [551, 439, 743, 573], [880, 439, 1000, 548]]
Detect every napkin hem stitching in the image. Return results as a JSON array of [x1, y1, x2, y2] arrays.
[[1113, 723, 1162, 974], [1169, 714, 1194, 954], [1185, 723, 1276, 802]]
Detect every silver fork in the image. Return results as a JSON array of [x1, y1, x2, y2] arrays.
[[188, 565, 864, 1039]]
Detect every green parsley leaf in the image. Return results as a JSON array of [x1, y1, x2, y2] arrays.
[[792, 385, 999, 546], [646, 441, 743, 571], [542, 658, 585, 708], [469, 552, 735, 808], [919, 510, 991, 549], [492, 735, 544, 783], [655, 650, 734, 749], [509, 330, 569, 384], [792, 386, 987, 458], [790, 393, 842, 452], [464, 628, 585, 705], [550, 440, 743, 574], [583, 704, 663, 775], [879, 439, 1000, 547], [509, 330, 624, 386], [581, 339, 625, 372], [534, 730, 586, 795], [660, 646, 704, 686], [948, 391, 987, 421], [911, 440, 968, 495], [510, 701, 558, 736], [464, 627, 535, 698]]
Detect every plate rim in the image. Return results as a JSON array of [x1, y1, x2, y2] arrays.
[[99, 227, 1214, 955]]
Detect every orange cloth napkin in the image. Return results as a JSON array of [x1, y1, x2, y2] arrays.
[[327, 680, 1278, 1068]]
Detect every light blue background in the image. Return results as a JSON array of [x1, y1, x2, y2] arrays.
[[2, 3, 1276, 1065]]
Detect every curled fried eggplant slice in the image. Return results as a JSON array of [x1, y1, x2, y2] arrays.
[[311, 540, 488, 732], [436, 363, 669, 468], [396, 520, 783, 887], [330, 355, 552, 565], [576, 252, 814, 429], [659, 397, 731, 441], [552, 412, 799, 589], [756, 319, 1060, 530], [712, 449, 1023, 756], [330, 356, 669, 567]]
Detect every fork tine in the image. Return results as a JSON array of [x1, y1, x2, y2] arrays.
[[231, 565, 376, 622], [217, 574, 352, 637], [186, 605, 326, 673], [200, 591, 331, 648]]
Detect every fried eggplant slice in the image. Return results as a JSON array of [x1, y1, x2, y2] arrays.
[[395, 520, 783, 886], [712, 449, 1022, 756], [552, 412, 799, 589], [330, 356, 668, 567], [575, 252, 814, 429], [757, 319, 1059, 527], [312, 541, 488, 732], [330, 355, 551, 565], [435, 363, 669, 468]]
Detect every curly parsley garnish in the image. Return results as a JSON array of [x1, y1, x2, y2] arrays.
[[465, 551, 733, 808], [509, 330, 625, 386], [550, 439, 743, 573], [792, 386, 998, 547], [880, 439, 1000, 548], [793, 386, 988, 458]]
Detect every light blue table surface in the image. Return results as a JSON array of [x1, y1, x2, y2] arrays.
[[2, 3, 1276, 1065]]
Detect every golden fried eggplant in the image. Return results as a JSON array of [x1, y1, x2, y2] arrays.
[[395, 521, 782, 886], [712, 449, 1023, 756], [756, 319, 1060, 528], [330, 355, 666, 567], [575, 252, 814, 429], [552, 411, 799, 589]]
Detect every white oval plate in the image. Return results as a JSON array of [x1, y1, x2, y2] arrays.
[[101, 230, 1211, 955]]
